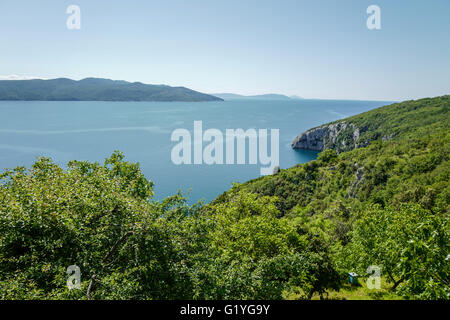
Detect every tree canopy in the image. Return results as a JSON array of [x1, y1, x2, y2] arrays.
[[0, 96, 448, 299]]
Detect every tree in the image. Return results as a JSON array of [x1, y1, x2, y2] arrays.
[[346, 204, 449, 299], [0, 152, 195, 299]]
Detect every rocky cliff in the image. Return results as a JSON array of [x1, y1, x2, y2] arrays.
[[292, 96, 450, 154], [291, 121, 363, 154]]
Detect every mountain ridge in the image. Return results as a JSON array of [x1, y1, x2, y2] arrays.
[[0, 77, 223, 102]]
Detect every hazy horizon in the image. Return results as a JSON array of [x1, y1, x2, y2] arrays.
[[0, 75, 402, 102]]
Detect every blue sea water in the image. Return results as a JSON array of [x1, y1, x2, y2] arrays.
[[0, 99, 391, 203]]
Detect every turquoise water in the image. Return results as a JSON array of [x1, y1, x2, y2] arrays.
[[0, 99, 391, 203]]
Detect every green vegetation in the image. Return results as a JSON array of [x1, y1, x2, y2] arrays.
[[0, 96, 448, 299], [0, 157, 338, 299], [309, 277, 403, 300], [211, 95, 449, 299], [309, 95, 449, 153], [0, 78, 223, 102], [343, 204, 448, 299]]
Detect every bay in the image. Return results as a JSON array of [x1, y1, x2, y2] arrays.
[[0, 99, 391, 203]]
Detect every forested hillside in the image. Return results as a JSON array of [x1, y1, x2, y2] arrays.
[[0, 78, 223, 102], [0, 96, 448, 300], [292, 96, 449, 153], [212, 96, 449, 299]]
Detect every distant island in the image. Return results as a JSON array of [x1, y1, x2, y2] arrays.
[[213, 93, 303, 101], [0, 78, 223, 102]]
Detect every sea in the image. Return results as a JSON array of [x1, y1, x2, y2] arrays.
[[0, 99, 391, 203]]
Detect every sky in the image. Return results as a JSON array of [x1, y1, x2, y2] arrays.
[[0, 0, 449, 101]]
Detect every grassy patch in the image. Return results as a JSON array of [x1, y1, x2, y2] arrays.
[[312, 277, 404, 300]]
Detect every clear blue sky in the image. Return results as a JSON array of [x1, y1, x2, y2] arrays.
[[0, 0, 449, 100]]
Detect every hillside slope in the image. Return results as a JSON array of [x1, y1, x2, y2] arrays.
[[209, 96, 449, 299], [0, 78, 223, 102], [0, 96, 448, 300], [216, 95, 449, 213], [292, 96, 449, 153]]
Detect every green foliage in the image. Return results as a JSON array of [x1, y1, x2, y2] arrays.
[[322, 95, 450, 153], [213, 96, 449, 299], [196, 191, 340, 299], [0, 96, 448, 300], [0, 152, 194, 299], [340, 204, 449, 299], [0, 154, 338, 300]]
